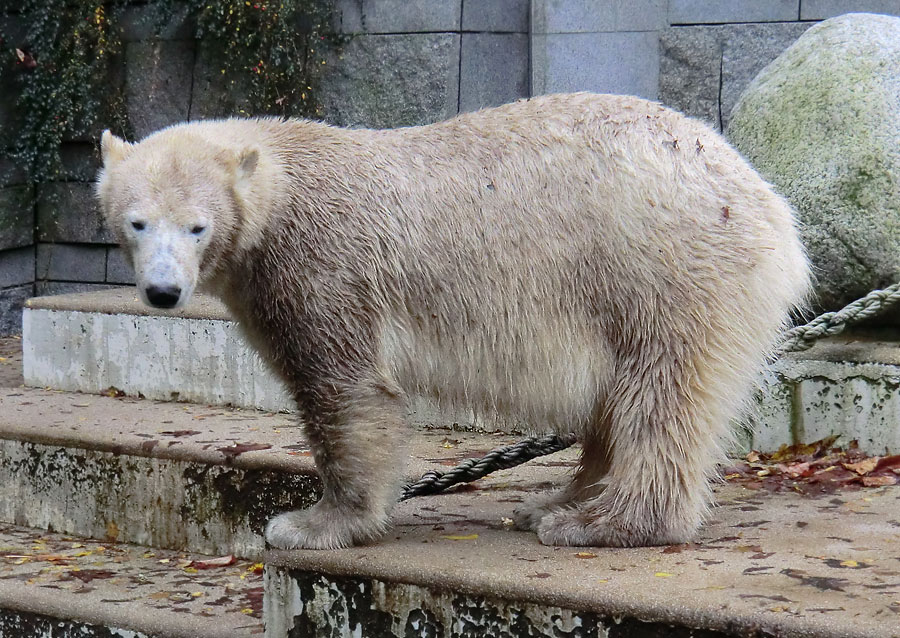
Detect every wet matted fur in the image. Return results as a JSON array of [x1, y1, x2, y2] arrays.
[[96, 93, 810, 549]]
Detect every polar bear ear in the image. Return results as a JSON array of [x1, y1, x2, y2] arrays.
[[237, 148, 258, 181], [100, 130, 132, 166]]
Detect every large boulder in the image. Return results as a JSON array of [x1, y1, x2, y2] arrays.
[[726, 13, 900, 311]]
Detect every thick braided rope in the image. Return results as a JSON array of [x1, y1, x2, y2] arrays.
[[402, 282, 900, 500], [400, 433, 577, 500], [779, 282, 900, 353]]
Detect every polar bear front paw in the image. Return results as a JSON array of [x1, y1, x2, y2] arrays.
[[265, 503, 389, 550]]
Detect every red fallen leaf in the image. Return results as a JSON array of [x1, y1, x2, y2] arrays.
[[874, 455, 900, 472], [191, 555, 236, 569], [217, 442, 272, 459], [862, 475, 898, 487], [776, 462, 811, 478], [70, 569, 116, 583]]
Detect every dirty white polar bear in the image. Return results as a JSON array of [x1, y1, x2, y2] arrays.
[[96, 93, 810, 550]]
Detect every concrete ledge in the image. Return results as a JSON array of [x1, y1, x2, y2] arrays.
[[0, 522, 263, 637], [23, 289, 516, 432], [264, 481, 900, 637], [0, 382, 546, 558], [21, 289, 900, 454]]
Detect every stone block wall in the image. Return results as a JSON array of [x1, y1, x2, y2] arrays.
[[2, 0, 900, 334]]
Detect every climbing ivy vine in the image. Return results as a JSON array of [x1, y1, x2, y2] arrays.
[[0, 0, 334, 184]]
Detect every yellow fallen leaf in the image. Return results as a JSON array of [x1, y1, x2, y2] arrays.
[[183, 566, 198, 574], [723, 473, 741, 480], [654, 572, 674, 578], [158, 559, 170, 564], [574, 552, 598, 559], [840, 560, 858, 567], [441, 534, 478, 541], [597, 578, 609, 583], [241, 608, 254, 615], [73, 551, 92, 558], [191, 592, 203, 597], [246, 563, 264, 574]]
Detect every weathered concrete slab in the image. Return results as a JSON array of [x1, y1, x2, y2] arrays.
[[801, 0, 900, 19], [265, 480, 900, 637], [0, 522, 263, 637], [0, 246, 35, 289], [22, 289, 900, 453], [36, 182, 113, 244], [532, 31, 659, 99], [459, 33, 529, 112], [531, 0, 666, 33], [1, 346, 546, 557], [318, 33, 461, 129], [23, 289, 513, 432], [669, 0, 799, 24], [0, 185, 34, 252]]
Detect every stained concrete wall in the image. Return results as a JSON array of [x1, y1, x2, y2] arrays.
[[4, 0, 900, 333]]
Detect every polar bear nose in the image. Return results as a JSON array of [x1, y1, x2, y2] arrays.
[[146, 285, 182, 309]]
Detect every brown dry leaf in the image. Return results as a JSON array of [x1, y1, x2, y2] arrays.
[[746, 451, 760, 463], [843, 458, 879, 476], [574, 552, 598, 559], [148, 591, 171, 600], [862, 475, 897, 487]]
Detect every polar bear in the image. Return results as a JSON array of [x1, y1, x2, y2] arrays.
[[96, 93, 810, 550]]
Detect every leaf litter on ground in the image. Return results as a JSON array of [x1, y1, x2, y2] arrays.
[[722, 436, 900, 495]]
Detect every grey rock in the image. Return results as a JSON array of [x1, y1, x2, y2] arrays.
[[669, 0, 799, 24], [318, 34, 460, 129], [0, 247, 35, 289], [59, 143, 102, 183], [36, 183, 113, 244], [532, 32, 659, 99], [0, 187, 34, 252], [658, 26, 722, 128], [125, 40, 194, 139], [36, 244, 107, 283], [720, 22, 811, 129], [462, 0, 529, 32], [659, 23, 810, 130], [118, 2, 194, 42], [532, 0, 666, 33], [0, 284, 31, 336], [189, 40, 255, 121], [106, 247, 136, 285], [333, 0, 461, 33], [460, 34, 528, 112], [727, 13, 900, 310], [801, 0, 900, 19]]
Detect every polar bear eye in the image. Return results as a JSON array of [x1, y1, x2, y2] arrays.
[[131, 221, 146, 231], [191, 225, 206, 235]]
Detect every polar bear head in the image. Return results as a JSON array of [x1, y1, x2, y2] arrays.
[[96, 128, 258, 310]]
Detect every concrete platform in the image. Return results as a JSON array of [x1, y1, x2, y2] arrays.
[[3, 336, 900, 636], [0, 522, 263, 637], [265, 482, 900, 637], [21, 288, 900, 453], [1, 338, 563, 559]]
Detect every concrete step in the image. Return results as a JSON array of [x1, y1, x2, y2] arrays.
[[22, 288, 900, 454], [22, 287, 514, 434], [0, 521, 263, 637], [1, 338, 560, 560], [3, 336, 900, 637], [265, 479, 900, 638]]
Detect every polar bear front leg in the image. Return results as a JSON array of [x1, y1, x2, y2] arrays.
[[266, 380, 409, 550]]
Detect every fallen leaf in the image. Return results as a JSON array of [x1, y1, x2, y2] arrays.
[[844, 458, 879, 475], [574, 552, 597, 559], [441, 534, 478, 541], [191, 555, 236, 569], [655, 572, 674, 578], [105, 521, 119, 541], [839, 560, 858, 568], [862, 475, 897, 487]]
